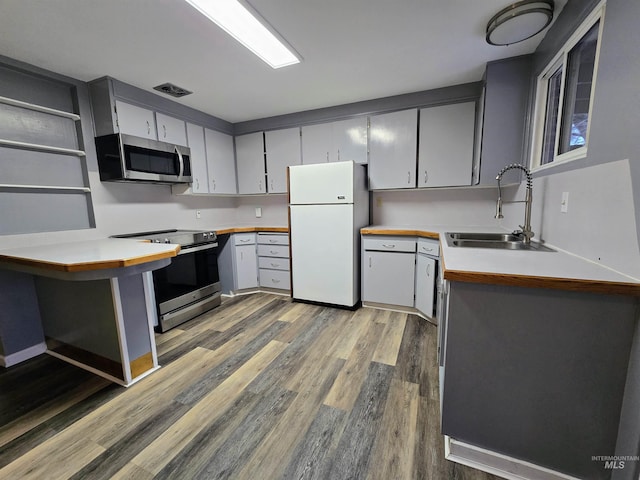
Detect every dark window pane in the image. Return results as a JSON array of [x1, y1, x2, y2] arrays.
[[541, 67, 562, 165], [559, 21, 599, 154]]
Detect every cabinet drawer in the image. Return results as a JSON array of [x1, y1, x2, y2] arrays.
[[258, 257, 290, 271], [362, 236, 416, 253], [257, 233, 289, 246], [259, 269, 291, 290], [234, 233, 256, 245], [257, 244, 289, 258], [417, 238, 440, 257]]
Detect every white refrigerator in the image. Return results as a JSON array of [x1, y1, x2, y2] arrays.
[[288, 161, 369, 308]]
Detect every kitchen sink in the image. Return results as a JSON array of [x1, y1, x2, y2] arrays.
[[445, 232, 555, 252]]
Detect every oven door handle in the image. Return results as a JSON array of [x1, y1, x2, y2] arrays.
[[177, 242, 218, 255]]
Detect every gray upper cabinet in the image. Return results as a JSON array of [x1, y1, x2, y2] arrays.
[[264, 127, 301, 193], [301, 117, 367, 165], [114, 100, 157, 140], [331, 117, 368, 164], [301, 122, 332, 164], [368, 109, 418, 189], [476, 56, 532, 185], [418, 101, 476, 187], [155, 112, 187, 147], [186, 123, 208, 194], [235, 132, 266, 194], [205, 128, 237, 194]]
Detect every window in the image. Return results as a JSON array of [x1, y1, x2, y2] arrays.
[[531, 3, 605, 170]]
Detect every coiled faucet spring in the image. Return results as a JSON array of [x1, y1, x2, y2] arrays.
[[495, 163, 534, 244]]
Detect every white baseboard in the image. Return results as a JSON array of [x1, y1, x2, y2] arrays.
[[445, 436, 582, 480], [0, 342, 47, 367]]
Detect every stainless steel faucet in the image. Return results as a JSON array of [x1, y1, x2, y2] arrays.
[[495, 163, 534, 245]]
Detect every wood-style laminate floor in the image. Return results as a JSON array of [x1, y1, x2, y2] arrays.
[[0, 293, 500, 480]]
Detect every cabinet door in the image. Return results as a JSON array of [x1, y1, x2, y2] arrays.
[[186, 123, 209, 193], [368, 109, 418, 189], [156, 112, 187, 146], [415, 254, 436, 318], [235, 132, 266, 194], [265, 127, 301, 193], [235, 244, 258, 289], [332, 117, 368, 164], [205, 128, 237, 194], [301, 123, 332, 164], [115, 100, 157, 140], [418, 102, 475, 187], [362, 251, 415, 307]]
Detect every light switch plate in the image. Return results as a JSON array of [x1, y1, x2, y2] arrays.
[[255, 207, 262, 218], [561, 192, 569, 213]]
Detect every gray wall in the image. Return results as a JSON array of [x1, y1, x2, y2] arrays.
[[528, 0, 640, 249], [522, 1, 640, 478]]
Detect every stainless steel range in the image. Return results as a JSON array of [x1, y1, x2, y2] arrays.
[[114, 229, 221, 332]]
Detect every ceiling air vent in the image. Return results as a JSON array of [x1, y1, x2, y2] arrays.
[[153, 82, 193, 98]]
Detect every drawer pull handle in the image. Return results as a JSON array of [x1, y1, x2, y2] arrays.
[[427, 264, 431, 277], [270, 263, 279, 267], [239, 239, 251, 243], [270, 250, 278, 254], [269, 239, 278, 243], [422, 246, 433, 252], [272, 278, 280, 284], [382, 244, 395, 248]]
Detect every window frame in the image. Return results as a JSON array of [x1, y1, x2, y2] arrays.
[[529, 1, 606, 172]]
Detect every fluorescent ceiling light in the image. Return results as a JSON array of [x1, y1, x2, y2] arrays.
[[185, 0, 300, 69]]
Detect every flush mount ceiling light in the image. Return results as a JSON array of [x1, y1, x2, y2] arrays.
[[184, 0, 300, 69], [486, 0, 554, 46]]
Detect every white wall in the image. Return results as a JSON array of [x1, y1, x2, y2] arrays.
[[234, 194, 289, 227], [371, 187, 503, 228], [0, 169, 291, 250], [500, 159, 640, 280]]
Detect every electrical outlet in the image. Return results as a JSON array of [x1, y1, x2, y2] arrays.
[[561, 192, 569, 213], [196, 210, 201, 219], [255, 207, 262, 218]]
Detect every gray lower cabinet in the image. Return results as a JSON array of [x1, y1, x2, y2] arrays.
[[441, 281, 638, 479], [257, 233, 290, 291], [233, 233, 258, 290], [362, 237, 416, 307], [415, 252, 436, 318]]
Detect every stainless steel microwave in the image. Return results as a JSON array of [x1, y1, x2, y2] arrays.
[[95, 133, 192, 184]]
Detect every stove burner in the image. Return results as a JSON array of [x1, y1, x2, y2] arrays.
[[113, 229, 217, 247]]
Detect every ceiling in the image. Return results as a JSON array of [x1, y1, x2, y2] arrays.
[[0, 0, 565, 123]]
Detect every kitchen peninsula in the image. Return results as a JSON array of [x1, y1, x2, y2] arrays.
[[0, 239, 179, 386], [362, 225, 640, 478]]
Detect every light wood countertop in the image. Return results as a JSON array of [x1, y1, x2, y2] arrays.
[[361, 225, 640, 296], [0, 239, 180, 273]]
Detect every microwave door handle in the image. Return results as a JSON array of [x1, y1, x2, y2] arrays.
[[175, 147, 184, 178]]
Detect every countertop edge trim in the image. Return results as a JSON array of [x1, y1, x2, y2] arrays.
[[0, 246, 180, 273], [443, 269, 640, 296], [360, 228, 440, 239], [216, 227, 289, 235]]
